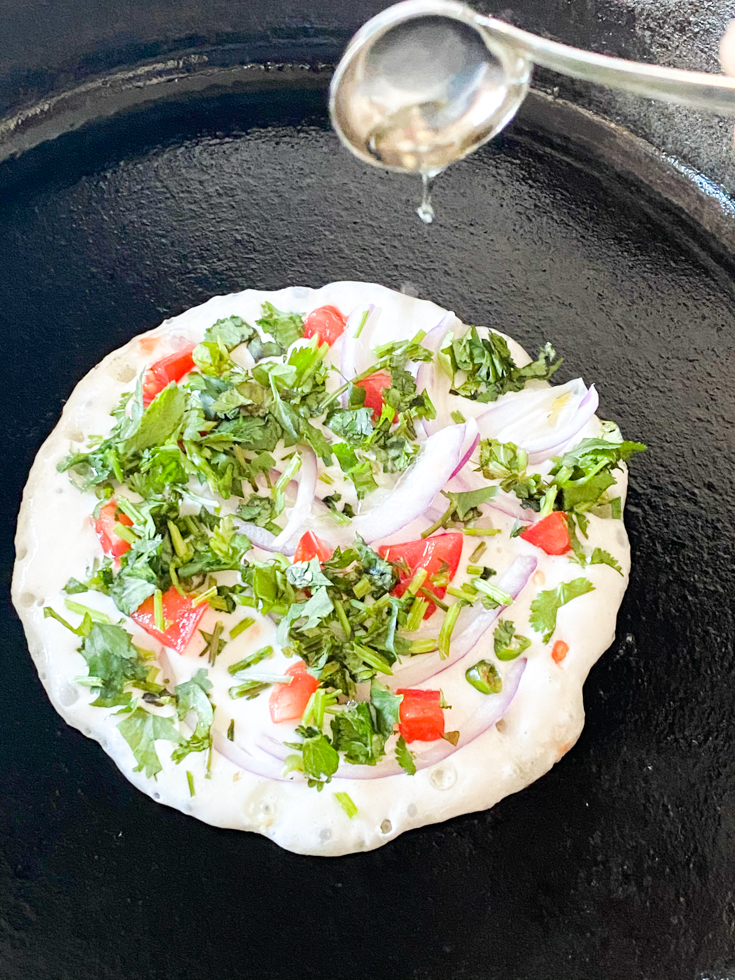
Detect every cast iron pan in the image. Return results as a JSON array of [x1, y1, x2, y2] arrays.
[[2, 52, 735, 980]]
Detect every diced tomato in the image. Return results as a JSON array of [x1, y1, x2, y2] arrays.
[[552, 640, 569, 664], [142, 344, 197, 407], [269, 663, 320, 724], [355, 371, 392, 418], [378, 532, 463, 620], [396, 688, 445, 743], [293, 531, 333, 564], [302, 305, 348, 346], [94, 499, 134, 559], [519, 511, 571, 555], [130, 586, 207, 654]]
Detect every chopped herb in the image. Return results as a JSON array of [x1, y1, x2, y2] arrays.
[[444, 328, 561, 402], [229, 680, 271, 700], [295, 726, 340, 789], [228, 645, 274, 674], [199, 621, 225, 665], [171, 669, 214, 769], [395, 735, 416, 775], [530, 578, 595, 643], [334, 791, 358, 818], [187, 771, 195, 796], [438, 601, 464, 658], [229, 616, 256, 640], [227, 719, 235, 741], [117, 707, 183, 779]]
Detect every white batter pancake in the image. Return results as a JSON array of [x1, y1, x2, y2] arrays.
[[12, 282, 633, 855]]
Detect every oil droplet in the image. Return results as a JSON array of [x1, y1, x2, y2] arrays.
[[417, 173, 435, 224]]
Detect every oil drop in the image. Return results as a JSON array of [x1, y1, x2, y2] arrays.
[[417, 173, 435, 224]]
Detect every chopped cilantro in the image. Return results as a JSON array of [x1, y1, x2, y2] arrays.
[[588, 548, 623, 575], [171, 669, 214, 767], [117, 707, 183, 779], [530, 578, 595, 643], [334, 792, 358, 818], [395, 735, 416, 775], [444, 328, 561, 402], [256, 302, 304, 350], [79, 623, 152, 707], [294, 726, 340, 789]]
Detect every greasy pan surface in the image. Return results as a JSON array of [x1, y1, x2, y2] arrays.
[[2, 73, 735, 980]]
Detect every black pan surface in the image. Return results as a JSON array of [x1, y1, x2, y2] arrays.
[[2, 68, 735, 980]]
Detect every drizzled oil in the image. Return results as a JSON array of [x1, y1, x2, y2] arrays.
[[417, 173, 435, 224]]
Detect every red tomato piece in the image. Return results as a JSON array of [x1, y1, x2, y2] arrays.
[[396, 688, 445, 743], [355, 371, 391, 419], [130, 586, 207, 654], [142, 344, 197, 407], [293, 531, 333, 564], [269, 663, 320, 724], [519, 511, 571, 555], [379, 532, 463, 620], [302, 305, 348, 346], [94, 499, 134, 559], [552, 640, 569, 664]]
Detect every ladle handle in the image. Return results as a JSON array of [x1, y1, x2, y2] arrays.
[[480, 16, 735, 115]]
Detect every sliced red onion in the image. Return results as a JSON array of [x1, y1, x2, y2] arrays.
[[350, 422, 467, 544], [233, 521, 296, 557], [389, 555, 537, 689], [340, 304, 379, 407], [213, 729, 294, 782], [473, 385, 559, 439], [257, 657, 526, 780], [416, 312, 457, 436], [525, 384, 598, 464], [474, 379, 597, 467], [271, 447, 317, 551], [448, 415, 479, 479]]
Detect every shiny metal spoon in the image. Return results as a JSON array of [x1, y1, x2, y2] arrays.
[[330, 0, 735, 175]]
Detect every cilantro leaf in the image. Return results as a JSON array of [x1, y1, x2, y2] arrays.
[[236, 494, 278, 528], [327, 408, 375, 444], [122, 384, 185, 455], [530, 578, 595, 643], [171, 669, 214, 764], [370, 678, 403, 737], [332, 442, 377, 499], [109, 575, 158, 617], [353, 538, 396, 595], [256, 302, 304, 350], [276, 587, 334, 646], [204, 315, 255, 350], [331, 702, 385, 766], [80, 623, 151, 707], [395, 735, 416, 775], [192, 341, 234, 378], [285, 558, 333, 590], [117, 707, 183, 779], [295, 726, 339, 789], [588, 548, 623, 575]]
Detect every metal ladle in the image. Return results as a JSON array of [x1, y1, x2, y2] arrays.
[[330, 0, 735, 181]]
